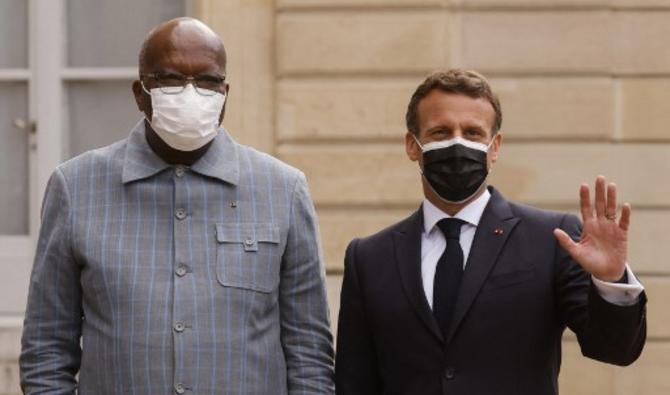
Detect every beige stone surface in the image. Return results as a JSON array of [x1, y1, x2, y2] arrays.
[[281, 143, 670, 207], [318, 208, 412, 272], [195, 0, 276, 153], [277, 11, 449, 75], [491, 78, 615, 140], [614, 12, 670, 75], [641, 276, 670, 339], [620, 79, 670, 141], [463, 0, 607, 5], [277, 78, 416, 141], [560, 340, 670, 395], [0, 254, 30, 315], [0, 328, 20, 362], [326, 274, 343, 337], [279, 143, 423, 205], [278, 0, 670, 8], [0, 360, 19, 395], [491, 143, 670, 208], [461, 11, 612, 73], [614, 0, 670, 6], [279, 0, 444, 7], [627, 211, 670, 274], [277, 77, 617, 142]]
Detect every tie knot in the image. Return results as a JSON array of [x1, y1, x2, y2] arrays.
[[437, 218, 464, 240]]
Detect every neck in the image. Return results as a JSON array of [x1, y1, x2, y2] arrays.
[[423, 179, 487, 216], [144, 119, 212, 166]]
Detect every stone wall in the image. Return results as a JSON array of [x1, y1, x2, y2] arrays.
[[272, 0, 670, 393]]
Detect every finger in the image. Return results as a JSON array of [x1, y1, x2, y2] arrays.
[[619, 202, 631, 231], [579, 183, 593, 221], [594, 175, 606, 219], [606, 182, 617, 219], [553, 228, 580, 257]]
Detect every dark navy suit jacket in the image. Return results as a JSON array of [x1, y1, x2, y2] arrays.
[[335, 187, 646, 395]]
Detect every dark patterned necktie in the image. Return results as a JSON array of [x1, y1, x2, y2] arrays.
[[433, 218, 465, 339]]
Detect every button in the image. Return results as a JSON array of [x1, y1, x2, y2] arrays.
[[175, 208, 187, 220], [175, 265, 188, 277], [244, 239, 255, 246], [175, 166, 186, 177], [174, 321, 185, 333], [444, 367, 455, 380], [174, 383, 186, 394]]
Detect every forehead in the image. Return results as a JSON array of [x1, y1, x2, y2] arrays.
[[417, 90, 496, 134], [143, 24, 225, 74]]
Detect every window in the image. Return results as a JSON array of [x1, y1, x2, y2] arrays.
[[0, 0, 189, 318]]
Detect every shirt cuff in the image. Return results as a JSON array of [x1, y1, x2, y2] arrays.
[[592, 264, 644, 306]]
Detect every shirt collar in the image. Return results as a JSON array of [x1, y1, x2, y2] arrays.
[[189, 125, 240, 185], [122, 119, 240, 185], [422, 188, 491, 234]]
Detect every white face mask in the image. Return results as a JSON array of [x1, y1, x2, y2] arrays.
[[416, 136, 492, 153], [145, 84, 226, 152]]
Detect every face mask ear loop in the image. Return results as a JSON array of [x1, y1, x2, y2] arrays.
[[140, 80, 152, 95], [484, 134, 497, 172], [411, 134, 429, 180], [411, 133, 424, 151]]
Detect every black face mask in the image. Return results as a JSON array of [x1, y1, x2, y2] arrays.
[[416, 136, 491, 204]]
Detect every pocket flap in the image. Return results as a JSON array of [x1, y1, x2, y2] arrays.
[[215, 222, 280, 245]]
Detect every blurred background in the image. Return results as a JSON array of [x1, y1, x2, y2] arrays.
[[1, 0, 668, 393]]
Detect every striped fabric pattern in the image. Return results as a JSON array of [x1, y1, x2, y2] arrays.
[[20, 120, 335, 395]]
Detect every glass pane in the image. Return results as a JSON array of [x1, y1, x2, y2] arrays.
[[67, 0, 186, 67], [67, 81, 143, 158], [0, 83, 29, 235], [0, 0, 28, 68]]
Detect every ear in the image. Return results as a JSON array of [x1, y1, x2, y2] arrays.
[[405, 132, 421, 162], [489, 132, 503, 164], [132, 80, 150, 117], [219, 82, 230, 124], [132, 80, 143, 110]]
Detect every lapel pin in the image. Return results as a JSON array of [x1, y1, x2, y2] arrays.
[[230, 201, 237, 208], [493, 228, 504, 235]]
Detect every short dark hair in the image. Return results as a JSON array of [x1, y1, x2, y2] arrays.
[[405, 69, 502, 135]]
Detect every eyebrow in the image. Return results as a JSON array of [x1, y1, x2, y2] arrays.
[[152, 65, 223, 75], [425, 126, 451, 133]]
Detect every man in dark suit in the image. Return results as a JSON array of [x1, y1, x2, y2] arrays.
[[335, 69, 646, 395]]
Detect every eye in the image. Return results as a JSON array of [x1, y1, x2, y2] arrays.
[[195, 75, 225, 90], [156, 73, 185, 87], [465, 128, 486, 139]]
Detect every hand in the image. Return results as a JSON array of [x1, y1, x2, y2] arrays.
[[553, 175, 629, 282]]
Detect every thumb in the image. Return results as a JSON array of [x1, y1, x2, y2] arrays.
[[553, 228, 579, 257]]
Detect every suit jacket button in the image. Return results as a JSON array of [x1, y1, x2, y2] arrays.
[[445, 367, 455, 380]]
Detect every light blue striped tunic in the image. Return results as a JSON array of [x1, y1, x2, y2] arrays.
[[20, 121, 335, 395]]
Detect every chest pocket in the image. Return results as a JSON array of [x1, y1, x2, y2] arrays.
[[215, 222, 281, 293]]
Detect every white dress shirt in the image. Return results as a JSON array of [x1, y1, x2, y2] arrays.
[[421, 190, 644, 309]]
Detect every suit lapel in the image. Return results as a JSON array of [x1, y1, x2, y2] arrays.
[[446, 188, 520, 344], [394, 208, 444, 344]]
